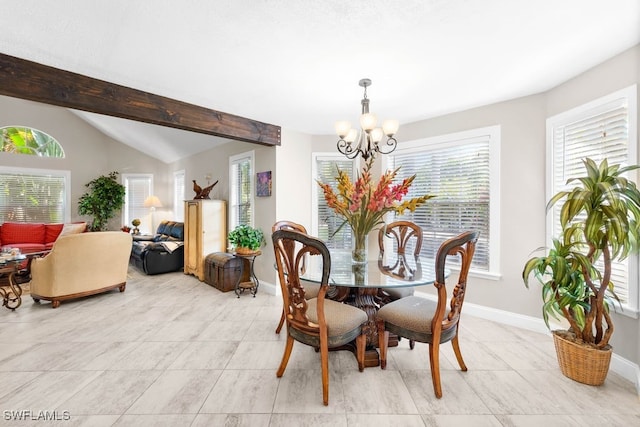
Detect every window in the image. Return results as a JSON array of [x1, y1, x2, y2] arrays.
[[1, 126, 64, 157], [547, 85, 637, 313], [229, 151, 254, 229], [312, 153, 356, 249], [0, 166, 70, 223], [174, 170, 185, 222], [387, 126, 501, 277], [122, 174, 153, 234]]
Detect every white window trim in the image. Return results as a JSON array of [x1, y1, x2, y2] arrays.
[[546, 84, 638, 317], [0, 165, 71, 223], [229, 150, 255, 229], [386, 125, 502, 280]]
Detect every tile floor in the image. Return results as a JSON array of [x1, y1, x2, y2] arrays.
[[0, 268, 638, 427]]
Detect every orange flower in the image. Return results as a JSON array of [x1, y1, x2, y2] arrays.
[[317, 157, 434, 237]]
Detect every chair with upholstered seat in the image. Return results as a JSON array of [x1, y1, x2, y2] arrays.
[[378, 221, 423, 349], [272, 221, 320, 334], [272, 228, 367, 406], [376, 231, 478, 398]]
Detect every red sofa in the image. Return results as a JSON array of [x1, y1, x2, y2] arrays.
[[0, 222, 87, 254]]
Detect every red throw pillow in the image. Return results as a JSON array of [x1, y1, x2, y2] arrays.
[[0, 222, 46, 244], [45, 223, 64, 243]]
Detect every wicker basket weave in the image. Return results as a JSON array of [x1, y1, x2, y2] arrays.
[[235, 246, 258, 255], [552, 331, 612, 386]]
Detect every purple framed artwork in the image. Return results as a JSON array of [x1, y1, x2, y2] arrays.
[[257, 171, 272, 197]]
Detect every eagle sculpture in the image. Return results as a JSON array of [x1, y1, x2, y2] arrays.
[[193, 180, 218, 199]]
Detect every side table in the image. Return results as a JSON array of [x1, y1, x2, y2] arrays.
[[0, 254, 28, 310], [233, 251, 261, 298], [1, 251, 50, 310]]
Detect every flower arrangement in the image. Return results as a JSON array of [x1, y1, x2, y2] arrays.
[[318, 156, 434, 262]]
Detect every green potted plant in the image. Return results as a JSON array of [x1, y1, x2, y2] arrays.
[[523, 158, 640, 385], [78, 171, 126, 231], [228, 224, 265, 254]]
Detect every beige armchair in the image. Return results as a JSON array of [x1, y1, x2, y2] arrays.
[[30, 231, 132, 308]]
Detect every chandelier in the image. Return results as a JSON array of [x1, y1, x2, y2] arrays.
[[335, 78, 399, 161]]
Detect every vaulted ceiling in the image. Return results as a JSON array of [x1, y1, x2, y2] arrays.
[[1, 0, 639, 163]]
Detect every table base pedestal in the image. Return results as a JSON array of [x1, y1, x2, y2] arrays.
[[328, 286, 399, 367]]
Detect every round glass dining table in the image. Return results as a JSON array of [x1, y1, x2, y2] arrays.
[[300, 250, 440, 289], [299, 250, 447, 367]]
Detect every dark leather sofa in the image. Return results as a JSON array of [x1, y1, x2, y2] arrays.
[[130, 220, 184, 275]]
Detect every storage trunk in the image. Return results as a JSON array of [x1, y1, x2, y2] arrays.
[[204, 252, 249, 292]]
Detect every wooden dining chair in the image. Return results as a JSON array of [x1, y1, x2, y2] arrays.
[[272, 229, 367, 406], [272, 221, 320, 334], [376, 230, 478, 398]]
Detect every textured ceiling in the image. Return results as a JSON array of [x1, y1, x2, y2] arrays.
[[1, 0, 639, 162]]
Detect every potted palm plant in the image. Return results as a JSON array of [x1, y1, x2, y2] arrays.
[[523, 158, 640, 385], [228, 224, 265, 255]]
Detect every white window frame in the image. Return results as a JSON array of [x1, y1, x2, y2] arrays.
[[386, 125, 501, 280], [122, 173, 153, 234], [546, 85, 638, 317], [229, 150, 255, 230], [0, 166, 71, 223], [173, 169, 185, 222]]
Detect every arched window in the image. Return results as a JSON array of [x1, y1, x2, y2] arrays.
[[0, 126, 65, 157]]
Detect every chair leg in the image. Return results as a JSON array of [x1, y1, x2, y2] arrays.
[[376, 319, 389, 370], [451, 334, 467, 371], [409, 339, 415, 350], [428, 342, 442, 398], [356, 333, 366, 372], [275, 309, 285, 334], [276, 335, 294, 378], [320, 339, 329, 406]]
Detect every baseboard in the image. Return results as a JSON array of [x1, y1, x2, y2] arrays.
[[259, 280, 278, 296], [414, 290, 640, 395]]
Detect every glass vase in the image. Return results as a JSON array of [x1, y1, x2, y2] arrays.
[[351, 231, 368, 264]]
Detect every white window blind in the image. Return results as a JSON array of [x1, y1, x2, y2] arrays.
[[389, 137, 491, 271], [229, 152, 254, 229], [123, 174, 152, 233], [0, 167, 68, 223], [314, 156, 355, 249], [548, 86, 637, 307], [174, 170, 185, 222]]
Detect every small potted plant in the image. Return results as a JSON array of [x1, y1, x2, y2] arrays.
[[131, 218, 141, 235], [228, 224, 265, 255]]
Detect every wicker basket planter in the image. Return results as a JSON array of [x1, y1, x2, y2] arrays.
[[235, 246, 258, 255], [552, 331, 612, 386]]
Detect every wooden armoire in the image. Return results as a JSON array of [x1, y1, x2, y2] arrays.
[[184, 199, 227, 281]]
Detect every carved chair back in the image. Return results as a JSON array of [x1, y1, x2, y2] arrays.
[[272, 229, 330, 335], [432, 231, 478, 341], [378, 221, 423, 257]]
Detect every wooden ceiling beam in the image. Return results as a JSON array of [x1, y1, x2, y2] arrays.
[[0, 53, 281, 146]]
